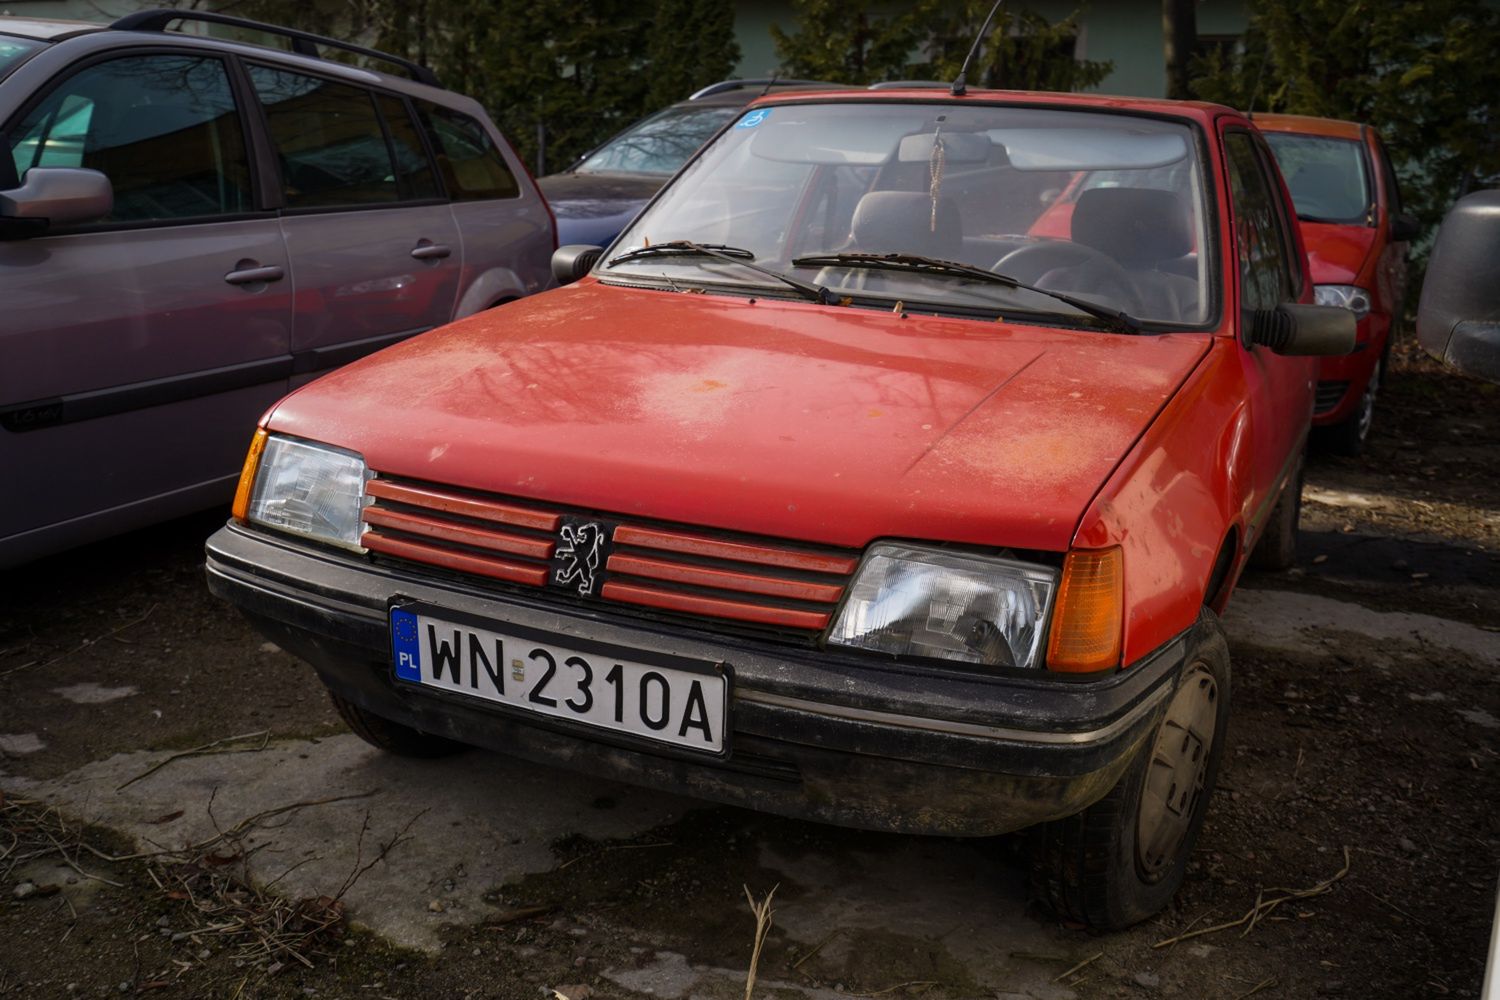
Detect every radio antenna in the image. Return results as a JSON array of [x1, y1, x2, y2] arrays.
[[951, 0, 1005, 97]]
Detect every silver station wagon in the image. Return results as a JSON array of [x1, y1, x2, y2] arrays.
[[0, 9, 554, 567]]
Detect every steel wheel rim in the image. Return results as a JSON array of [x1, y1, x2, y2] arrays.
[[1137, 663, 1219, 879]]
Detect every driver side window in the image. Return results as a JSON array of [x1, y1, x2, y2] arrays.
[[1224, 131, 1296, 312]]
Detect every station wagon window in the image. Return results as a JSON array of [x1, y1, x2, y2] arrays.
[[1224, 131, 1295, 312], [375, 94, 440, 200], [8, 54, 252, 222], [419, 103, 519, 201], [249, 65, 403, 209]]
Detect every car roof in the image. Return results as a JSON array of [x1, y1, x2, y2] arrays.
[[745, 86, 1242, 126], [0, 12, 450, 97], [0, 16, 100, 41], [1251, 113, 1365, 140]]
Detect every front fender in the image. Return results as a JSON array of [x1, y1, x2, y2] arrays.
[[1073, 340, 1250, 666]]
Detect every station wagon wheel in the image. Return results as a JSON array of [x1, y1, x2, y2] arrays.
[[1029, 608, 1231, 931], [1136, 663, 1219, 879]]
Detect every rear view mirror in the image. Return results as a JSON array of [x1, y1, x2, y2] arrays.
[[1390, 211, 1420, 243], [1416, 190, 1500, 383], [552, 244, 603, 285], [1248, 303, 1356, 356], [0, 167, 112, 233]]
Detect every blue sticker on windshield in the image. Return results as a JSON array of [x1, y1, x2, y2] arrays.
[[736, 109, 771, 129]]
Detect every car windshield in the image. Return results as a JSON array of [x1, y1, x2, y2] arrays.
[[578, 104, 743, 175], [1263, 133, 1372, 225], [0, 35, 43, 81], [605, 103, 1213, 327]]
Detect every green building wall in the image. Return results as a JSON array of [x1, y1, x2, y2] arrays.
[[732, 0, 1251, 98]]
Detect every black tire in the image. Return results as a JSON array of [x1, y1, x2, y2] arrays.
[[1247, 452, 1304, 572], [329, 691, 464, 758], [1030, 609, 1231, 930], [1315, 350, 1385, 457]]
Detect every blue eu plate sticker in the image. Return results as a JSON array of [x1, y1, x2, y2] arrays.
[[392, 608, 421, 682], [736, 109, 770, 129]]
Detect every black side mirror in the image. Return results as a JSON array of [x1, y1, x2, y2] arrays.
[[1416, 189, 1500, 383], [0, 167, 113, 234], [551, 244, 603, 285], [1248, 303, 1356, 356], [1390, 212, 1421, 243]]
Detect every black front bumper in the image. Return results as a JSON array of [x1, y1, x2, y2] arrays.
[[206, 523, 1190, 836]]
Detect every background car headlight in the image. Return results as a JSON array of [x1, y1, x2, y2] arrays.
[[245, 435, 369, 551], [1314, 284, 1371, 320], [827, 544, 1057, 668]]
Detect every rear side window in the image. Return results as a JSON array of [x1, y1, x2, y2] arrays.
[[419, 103, 519, 201], [1224, 131, 1296, 312], [250, 65, 401, 209], [8, 54, 252, 222], [375, 94, 440, 200]]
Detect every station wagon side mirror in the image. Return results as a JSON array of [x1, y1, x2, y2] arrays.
[[1416, 189, 1500, 383], [551, 244, 604, 285], [1248, 303, 1356, 356], [0, 168, 113, 236], [1390, 212, 1420, 243]]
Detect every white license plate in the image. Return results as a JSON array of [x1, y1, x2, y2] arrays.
[[389, 605, 728, 754]]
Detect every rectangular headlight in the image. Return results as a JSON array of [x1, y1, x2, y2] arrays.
[[828, 544, 1057, 669], [245, 435, 369, 551]]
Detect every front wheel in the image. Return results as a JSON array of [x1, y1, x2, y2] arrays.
[[329, 691, 465, 758], [1316, 352, 1385, 457], [1030, 609, 1231, 930], [1247, 452, 1304, 572]]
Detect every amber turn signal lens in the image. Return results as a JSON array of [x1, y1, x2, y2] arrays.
[[230, 429, 269, 521], [1046, 547, 1123, 673]]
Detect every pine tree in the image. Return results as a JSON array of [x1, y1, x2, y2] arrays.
[[1191, 0, 1500, 236]]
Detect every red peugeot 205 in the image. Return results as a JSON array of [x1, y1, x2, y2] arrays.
[[207, 87, 1352, 928], [1257, 113, 1418, 455]]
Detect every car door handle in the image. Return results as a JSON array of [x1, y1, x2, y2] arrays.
[[224, 264, 285, 285], [410, 242, 452, 260]]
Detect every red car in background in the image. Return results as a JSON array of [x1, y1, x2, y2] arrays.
[[1257, 114, 1418, 454]]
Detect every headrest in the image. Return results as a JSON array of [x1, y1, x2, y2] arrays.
[[1071, 187, 1192, 265], [849, 191, 962, 259]]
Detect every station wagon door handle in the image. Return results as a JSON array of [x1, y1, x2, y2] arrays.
[[410, 242, 452, 261], [224, 263, 285, 285]]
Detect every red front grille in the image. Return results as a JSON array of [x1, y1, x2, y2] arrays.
[[360, 475, 857, 633]]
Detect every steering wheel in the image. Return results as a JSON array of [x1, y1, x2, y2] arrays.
[[994, 240, 1144, 316]]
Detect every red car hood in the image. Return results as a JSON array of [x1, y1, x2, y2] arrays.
[[1301, 220, 1379, 285], [270, 283, 1211, 552]]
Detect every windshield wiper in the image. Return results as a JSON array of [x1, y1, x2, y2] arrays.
[[791, 252, 1141, 334], [608, 240, 838, 305]]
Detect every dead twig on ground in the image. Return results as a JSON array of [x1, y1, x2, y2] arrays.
[[854, 981, 937, 997], [743, 883, 778, 1000], [1153, 847, 1351, 949], [0, 603, 157, 678], [790, 928, 842, 970], [1232, 976, 1277, 999], [116, 730, 271, 791], [1053, 951, 1103, 983]]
